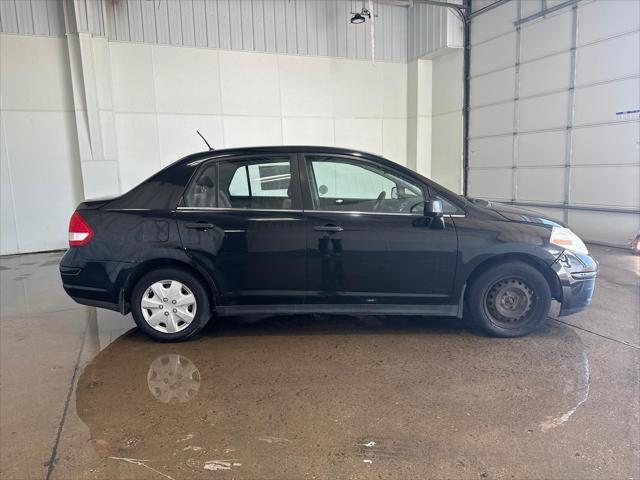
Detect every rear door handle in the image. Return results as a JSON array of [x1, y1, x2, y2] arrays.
[[314, 224, 343, 233], [186, 222, 215, 230]]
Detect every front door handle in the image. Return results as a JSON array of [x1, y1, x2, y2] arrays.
[[186, 222, 215, 230], [314, 224, 343, 233]]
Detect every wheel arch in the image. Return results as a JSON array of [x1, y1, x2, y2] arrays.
[[120, 258, 218, 314], [462, 253, 562, 305]]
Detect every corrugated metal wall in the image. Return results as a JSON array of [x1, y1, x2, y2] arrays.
[[0, 0, 66, 37], [0, 0, 410, 62], [408, 1, 463, 59], [0, 0, 465, 63], [467, 0, 640, 246], [102, 0, 408, 62]]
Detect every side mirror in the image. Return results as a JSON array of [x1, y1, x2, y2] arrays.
[[424, 199, 444, 217]]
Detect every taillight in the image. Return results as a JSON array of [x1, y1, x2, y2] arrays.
[[68, 211, 94, 247]]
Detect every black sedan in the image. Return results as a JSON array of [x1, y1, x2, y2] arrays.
[[60, 146, 597, 341]]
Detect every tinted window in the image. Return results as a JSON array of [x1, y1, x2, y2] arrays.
[[183, 156, 294, 210], [306, 156, 424, 214]]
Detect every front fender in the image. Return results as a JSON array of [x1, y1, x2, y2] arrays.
[[451, 217, 564, 302]]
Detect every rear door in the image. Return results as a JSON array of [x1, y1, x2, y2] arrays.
[[175, 154, 307, 307], [300, 153, 459, 311]]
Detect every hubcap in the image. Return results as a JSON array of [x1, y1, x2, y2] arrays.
[[485, 278, 536, 328], [141, 280, 197, 333]]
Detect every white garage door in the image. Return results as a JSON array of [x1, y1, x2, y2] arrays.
[[467, 0, 639, 246]]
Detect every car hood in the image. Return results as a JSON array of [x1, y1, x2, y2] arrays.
[[466, 198, 567, 227]]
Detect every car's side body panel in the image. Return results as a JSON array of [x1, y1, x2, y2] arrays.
[[304, 211, 459, 305], [175, 208, 308, 306]]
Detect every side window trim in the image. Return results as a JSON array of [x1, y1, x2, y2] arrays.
[[180, 153, 303, 211]]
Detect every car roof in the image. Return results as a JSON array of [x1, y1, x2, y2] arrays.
[[174, 145, 387, 166]]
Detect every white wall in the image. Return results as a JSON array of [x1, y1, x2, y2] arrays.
[[0, 34, 84, 255], [407, 58, 433, 176], [431, 50, 463, 193], [108, 43, 408, 193]]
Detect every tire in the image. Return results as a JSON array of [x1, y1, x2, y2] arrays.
[[131, 267, 212, 342], [467, 261, 551, 338]]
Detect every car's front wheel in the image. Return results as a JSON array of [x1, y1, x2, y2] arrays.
[[467, 262, 551, 337], [131, 267, 211, 342]]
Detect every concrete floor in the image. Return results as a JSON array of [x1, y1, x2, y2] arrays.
[[1, 245, 638, 479]]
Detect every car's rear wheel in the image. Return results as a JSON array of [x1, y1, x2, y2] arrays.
[[467, 262, 551, 337], [131, 267, 211, 342]]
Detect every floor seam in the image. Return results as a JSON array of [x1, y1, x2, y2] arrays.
[[552, 318, 640, 350], [44, 316, 90, 480]]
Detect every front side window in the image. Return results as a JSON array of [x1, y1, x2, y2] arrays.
[[183, 156, 295, 210], [305, 156, 424, 214]]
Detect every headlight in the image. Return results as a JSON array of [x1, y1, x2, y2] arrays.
[[550, 226, 588, 254]]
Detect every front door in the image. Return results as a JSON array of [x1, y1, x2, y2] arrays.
[[175, 154, 307, 307], [301, 154, 458, 311]]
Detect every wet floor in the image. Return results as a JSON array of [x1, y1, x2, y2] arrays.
[[1, 246, 638, 479]]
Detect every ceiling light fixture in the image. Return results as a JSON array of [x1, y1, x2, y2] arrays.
[[350, 12, 367, 24], [350, 0, 371, 24]]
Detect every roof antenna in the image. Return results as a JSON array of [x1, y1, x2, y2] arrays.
[[196, 130, 213, 150]]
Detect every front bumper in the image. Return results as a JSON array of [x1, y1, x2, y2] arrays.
[[551, 250, 598, 316]]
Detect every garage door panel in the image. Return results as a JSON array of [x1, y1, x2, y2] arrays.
[[573, 78, 640, 126], [470, 1, 517, 45], [576, 32, 640, 87], [577, 0, 640, 46], [469, 136, 513, 168], [516, 167, 565, 203], [519, 91, 568, 132], [468, 168, 512, 200], [470, 32, 517, 77], [518, 130, 566, 166], [519, 52, 571, 98], [572, 123, 640, 166], [523, 206, 565, 225], [470, 102, 514, 137], [521, 0, 542, 18], [568, 210, 640, 246], [470, 67, 515, 107], [520, 10, 573, 62], [570, 165, 640, 207]]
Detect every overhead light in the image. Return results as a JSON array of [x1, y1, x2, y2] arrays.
[[350, 1, 371, 24], [350, 12, 367, 24]]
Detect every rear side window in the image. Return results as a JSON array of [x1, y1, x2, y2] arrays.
[[183, 156, 296, 210], [183, 164, 217, 208]]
